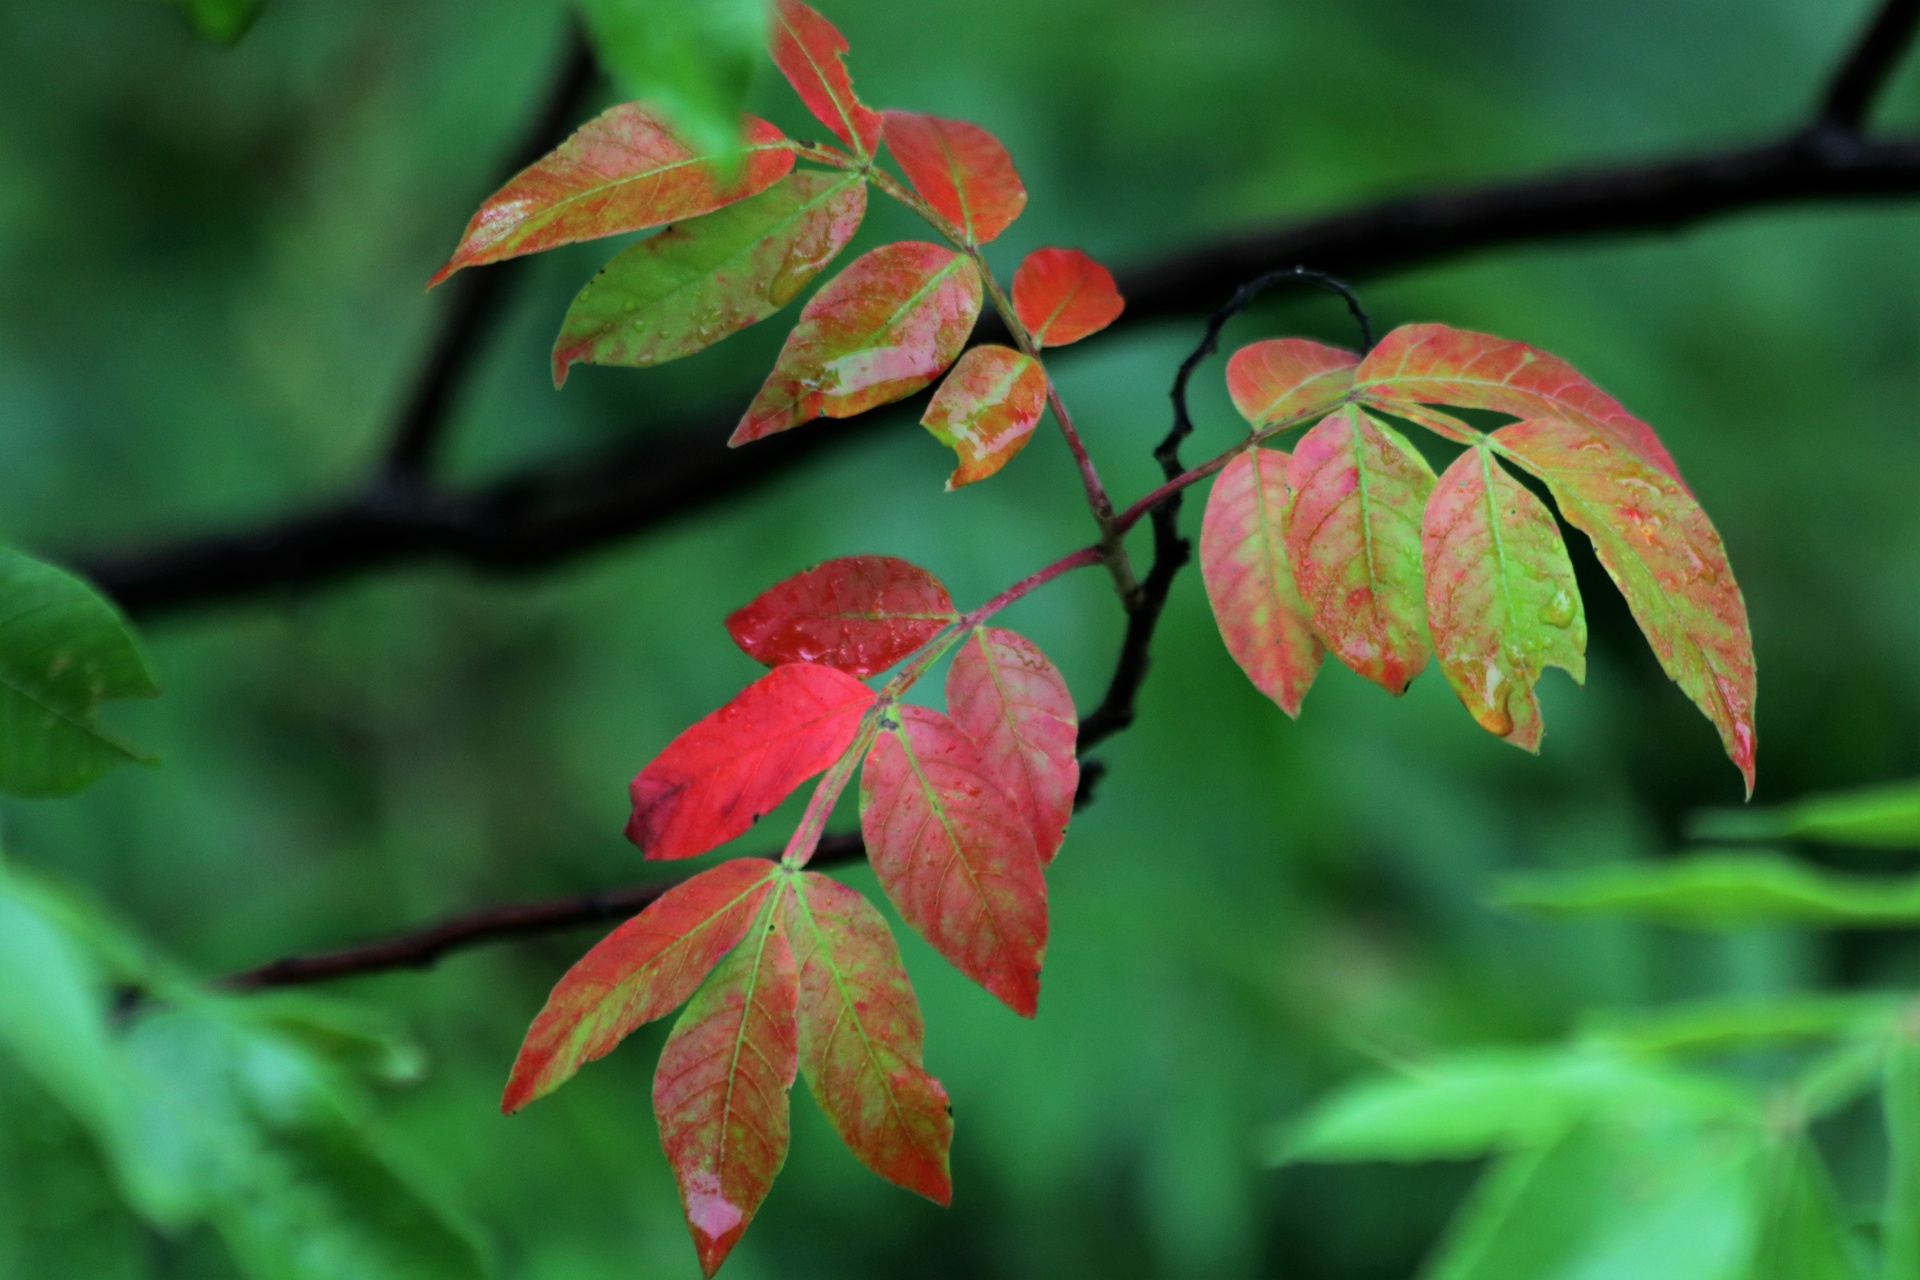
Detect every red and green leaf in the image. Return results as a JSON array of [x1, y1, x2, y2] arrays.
[[1011, 247, 1124, 348], [502, 858, 777, 1114], [860, 705, 1047, 1015], [920, 345, 1048, 488], [1422, 445, 1586, 751], [1285, 405, 1436, 694], [1226, 338, 1360, 428], [628, 663, 875, 859], [552, 170, 867, 386], [780, 872, 952, 1203], [882, 110, 1026, 245], [652, 895, 799, 1277], [726, 555, 956, 678], [1201, 447, 1323, 717], [946, 626, 1078, 865], [1493, 417, 1756, 789], [769, 0, 883, 158], [428, 106, 793, 288], [731, 242, 983, 445]]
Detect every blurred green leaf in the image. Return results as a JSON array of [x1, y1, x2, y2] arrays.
[[1581, 994, 1898, 1057], [1747, 1135, 1860, 1280], [1692, 780, 1920, 851], [239, 994, 429, 1088], [147, 0, 265, 43], [0, 546, 158, 797], [1886, 1025, 1920, 1280], [578, 0, 766, 162], [1498, 854, 1920, 928]]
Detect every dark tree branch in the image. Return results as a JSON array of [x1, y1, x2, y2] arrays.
[[1821, 0, 1920, 130]]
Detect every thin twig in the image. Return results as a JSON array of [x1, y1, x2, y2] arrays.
[[1820, 0, 1920, 130]]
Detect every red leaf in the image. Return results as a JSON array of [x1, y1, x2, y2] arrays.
[[1493, 417, 1756, 790], [653, 895, 798, 1277], [920, 344, 1048, 488], [731, 242, 983, 445], [881, 110, 1026, 244], [1285, 406, 1436, 694], [1225, 338, 1359, 427], [726, 555, 956, 678], [860, 705, 1047, 1015], [946, 626, 1079, 864], [628, 664, 875, 859], [427, 107, 793, 288], [1011, 247, 1124, 348], [503, 858, 778, 1115], [1354, 323, 1686, 486], [770, 0, 884, 158], [781, 872, 952, 1203], [1201, 448, 1323, 717]]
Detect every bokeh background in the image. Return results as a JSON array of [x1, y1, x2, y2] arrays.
[[3, 0, 1919, 1275]]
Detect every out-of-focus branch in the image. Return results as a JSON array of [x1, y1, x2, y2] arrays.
[[1821, 0, 1920, 130]]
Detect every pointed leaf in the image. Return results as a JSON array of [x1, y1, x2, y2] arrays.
[[1226, 338, 1359, 427], [1493, 416, 1755, 790], [882, 110, 1026, 244], [627, 663, 875, 859], [781, 872, 952, 1203], [946, 626, 1078, 865], [502, 858, 778, 1113], [1284, 406, 1436, 694], [726, 555, 956, 678], [1422, 445, 1586, 750], [653, 898, 798, 1277], [427, 105, 793, 287], [553, 170, 867, 385], [732, 242, 982, 444], [860, 705, 1047, 1014], [769, 0, 883, 157], [1200, 447, 1323, 717], [1011, 247, 1124, 348], [1497, 853, 1920, 927], [920, 344, 1048, 488]]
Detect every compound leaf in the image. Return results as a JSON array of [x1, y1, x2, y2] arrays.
[[920, 344, 1048, 488], [1225, 338, 1359, 428], [769, 0, 883, 157], [946, 626, 1078, 865], [1011, 247, 1124, 348], [726, 555, 955, 678], [882, 110, 1026, 244], [1200, 447, 1322, 717]]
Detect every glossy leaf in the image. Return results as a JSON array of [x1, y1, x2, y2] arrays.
[[860, 705, 1047, 1015], [1200, 447, 1323, 717], [781, 872, 952, 1203], [1354, 322, 1686, 483], [920, 344, 1047, 488], [946, 626, 1078, 864], [882, 110, 1026, 244], [1885, 1031, 1920, 1280], [627, 663, 875, 859], [732, 242, 982, 444], [1497, 853, 1920, 927], [1422, 445, 1586, 750], [726, 555, 956, 678], [1692, 778, 1920, 849], [1226, 338, 1359, 427], [1011, 247, 1124, 347], [502, 858, 778, 1113], [1284, 406, 1436, 694], [769, 0, 883, 157], [426, 105, 793, 288], [578, 0, 765, 161], [1494, 416, 1756, 791], [552, 169, 867, 385], [652, 897, 798, 1277]]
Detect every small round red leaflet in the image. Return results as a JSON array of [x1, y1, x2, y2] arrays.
[[1011, 247, 1125, 347], [881, 110, 1027, 244], [726, 555, 957, 678]]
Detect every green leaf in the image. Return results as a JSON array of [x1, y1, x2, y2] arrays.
[[0, 546, 158, 797], [580, 0, 767, 162], [1581, 994, 1898, 1057], [1499, 853, 1920, 928], [1746, 1135, 1860, 1280], [1886, 1025, 1920, 1280], [1692, 779, 1920, 850], [151, 0, 265, 43]]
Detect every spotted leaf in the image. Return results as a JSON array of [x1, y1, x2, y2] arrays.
[[1201, 447, 1322, 717], [920, 345, 1048, 488], [726, 555, 955, 678]]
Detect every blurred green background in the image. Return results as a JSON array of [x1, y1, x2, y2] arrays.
[[4, 0, 1920, 1275]]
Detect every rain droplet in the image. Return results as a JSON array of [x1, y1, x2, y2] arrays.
[[1539, 590, 1577, 628]]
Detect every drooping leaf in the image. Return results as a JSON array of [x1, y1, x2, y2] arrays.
[[860, 705, 1047, 1015], [881, 110, 1026, 244], [1497, 853, 1920, 927], [1692, 778, 1920, 849], [1422, 444, 1586, 750], [768, 0, 883, 157], [726, 555, 955, 678], [945, 626, 1078, 864], [627, 663, 875, 859], [1284, 406, 1436, 694], [1225, 338, 1359, 428], [1493, 416, 1756, 791], [1353, 322, 1686, 484], [920, 344, 1048, 488], [552, 170, 867, 385], [0, 546, 158, 797], [652, 895, 798, 1278], [577, 0, 766, 162], [502, 858, 778, 1113], [780, 872, 951, 1203], [1200, 447, 1323, 717], [427, 105, 793, 288], [1746, 1136, 1859, 1280], [731, 242, 982, 444], [1010, 247, 1124, 348], [1885, 1029, 1920, 1280]]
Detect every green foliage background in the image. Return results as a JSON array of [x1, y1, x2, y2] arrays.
[[3, 0, 1920, 1275]]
